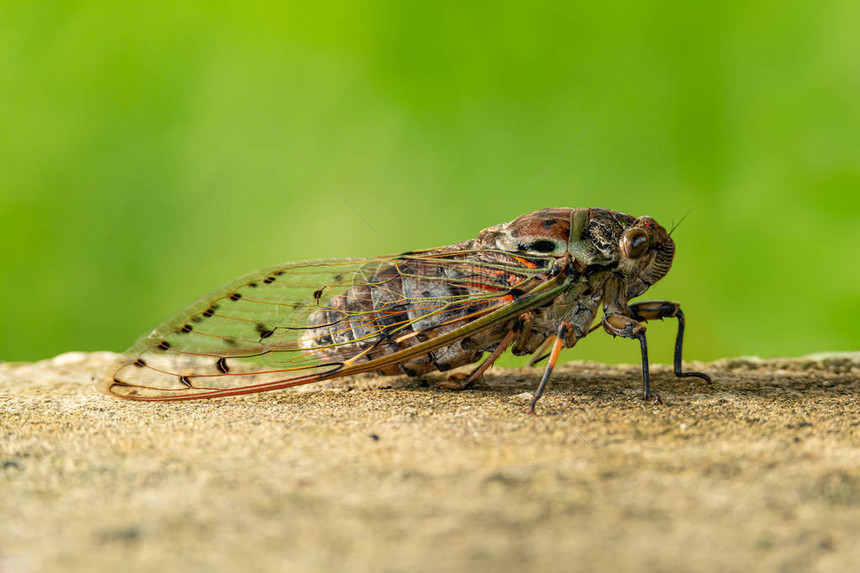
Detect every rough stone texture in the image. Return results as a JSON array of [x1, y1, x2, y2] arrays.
[[1, 352, 859, 573]]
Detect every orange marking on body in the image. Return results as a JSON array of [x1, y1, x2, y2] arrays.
[[463, 281, 508, 293], [510, 255, 539, 269], [458, 264, 507, 277]]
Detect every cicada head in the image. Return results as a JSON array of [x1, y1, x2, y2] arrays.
[[618, 216, 676, 297]]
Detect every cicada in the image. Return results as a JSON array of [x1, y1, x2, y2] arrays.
[[101, 207, 709, 412]]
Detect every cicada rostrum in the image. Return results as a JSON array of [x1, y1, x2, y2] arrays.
[[101, 207, 709, 412]]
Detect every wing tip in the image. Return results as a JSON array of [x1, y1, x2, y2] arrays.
[[96, 354, 142, 399]]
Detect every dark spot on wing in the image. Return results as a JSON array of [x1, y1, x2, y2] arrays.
[[216, 357, 230, 373], [263, 276, 276, 284], [223, 338, 237, 346], [157, 341, 171, 350], [542, 218, 558, 228], [256, 323, 275, 339], [180, 324, 193, 333], [179, 376, 193, 388], [133, 358, 146, 368], [229, 293, 242, 301], [248, 282, 258, 288], [191, 316, 203, 323], [313, 286, 326, 304]]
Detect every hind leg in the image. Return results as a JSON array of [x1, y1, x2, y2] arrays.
[[438, 326, 519, 390]]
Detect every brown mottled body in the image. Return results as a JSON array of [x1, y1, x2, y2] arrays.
[[102, 207, 708, 410]]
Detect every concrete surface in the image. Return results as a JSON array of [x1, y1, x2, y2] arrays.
[[1, 352, 859, 573]]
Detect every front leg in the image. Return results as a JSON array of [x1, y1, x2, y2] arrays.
[[602, 314, 659, 402], [629, 301, 711, 384]]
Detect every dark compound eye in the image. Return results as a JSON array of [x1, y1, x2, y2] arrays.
[[621, 228, 650, 259]]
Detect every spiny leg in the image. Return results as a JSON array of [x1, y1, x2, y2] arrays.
[[602, 314, 660, 403], [439, 326, 519, 390], [529, 321, 572, 414], [629, 301, 711, 383]]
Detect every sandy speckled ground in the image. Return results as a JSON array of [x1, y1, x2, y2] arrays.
[[1, 352, 859, 572]]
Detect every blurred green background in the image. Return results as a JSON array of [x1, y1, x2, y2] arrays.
[[2, 1, 858, 366]]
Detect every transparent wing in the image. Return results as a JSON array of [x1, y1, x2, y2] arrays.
[[101, 250, 562, 400]]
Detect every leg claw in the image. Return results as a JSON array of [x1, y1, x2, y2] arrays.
[[678, 371, 711, 384]]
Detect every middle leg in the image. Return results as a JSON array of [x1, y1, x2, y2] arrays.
[[602, 313, 660, 403]]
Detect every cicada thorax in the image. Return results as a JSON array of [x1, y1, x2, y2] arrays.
[[476, 208, 574, 256]]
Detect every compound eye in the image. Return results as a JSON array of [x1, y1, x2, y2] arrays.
[[621, 228, 650, 259]]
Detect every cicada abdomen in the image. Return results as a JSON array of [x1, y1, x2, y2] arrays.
[[299, 248, 557, 376]]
